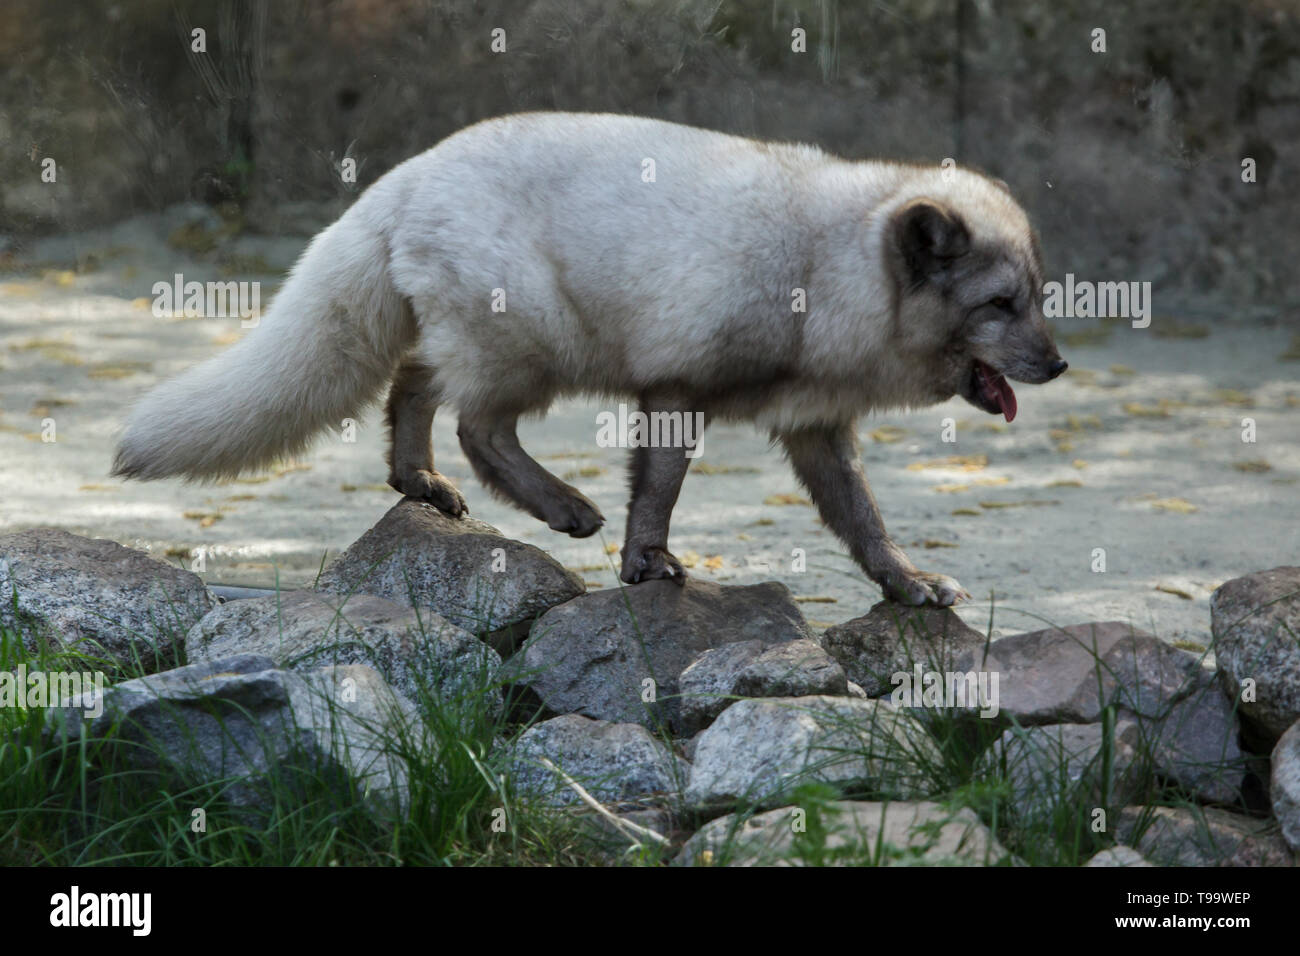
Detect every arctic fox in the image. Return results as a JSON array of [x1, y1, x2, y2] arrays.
[[114, 112, 1066, 607]]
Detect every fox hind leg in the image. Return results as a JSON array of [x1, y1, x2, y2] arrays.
[[384, 360, 467, 515], [457, 414, 604, 537]]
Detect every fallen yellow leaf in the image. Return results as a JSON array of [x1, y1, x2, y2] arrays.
[[906, 454, 988, 472], [1065, 413, 1102, 431], [868, 425, 907, 443], [88, 365, 139, 380], [693, 462, 759, 475], [182, 510, 223, 528], [979, 499, 1059, 509], [1152, 321, 1209, 339], [1233, 460, 1271, 473], [763, 493, 810, 506], [1123, 402, 1171, 418], [1211, 388, 1254, 408], [562, 465, 606, 480]]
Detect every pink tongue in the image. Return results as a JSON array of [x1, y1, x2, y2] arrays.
[[993, 375, 1017, 422], [977, 362, 1018, 422]]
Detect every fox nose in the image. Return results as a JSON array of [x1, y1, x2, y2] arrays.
[[1047, 359, 1068, 379]]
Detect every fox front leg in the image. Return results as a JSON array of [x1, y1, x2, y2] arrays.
[[779, 424, 971, 607], [619, 393, 703, 585]]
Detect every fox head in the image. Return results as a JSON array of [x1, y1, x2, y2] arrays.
[[884, 174, 1066, 422]]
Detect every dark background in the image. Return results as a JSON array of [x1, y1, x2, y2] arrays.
[[2, 0, 1297, 318]]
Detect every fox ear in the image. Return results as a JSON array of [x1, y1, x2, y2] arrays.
[[891, 199, 970, 282]]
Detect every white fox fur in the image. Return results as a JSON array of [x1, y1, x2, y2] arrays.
[[114, 111, 1035, 479], [113, 210, 413, 480]]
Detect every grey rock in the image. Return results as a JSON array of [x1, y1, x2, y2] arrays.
[[1211, 567, 1300, 745], [315, 499, 584, 651], [949, 622, 1247, 803], [1083, 846, 1151, 867], [675, 638, 848, 734], [823, 601, 987, 696], [684, 695, 940, 812], [510, 579, 811, 732], [1117, 805, 1294, 867], [47, 654, 419, 816], [677, 640, 764, 734], [1148, 670, 1248, 805], [675, 800, 1011, 867], [950, 621, 1200, 724], [0, 528, 213, 671], [184, 589, 500, 711], [988, 720, 1147, 818], [1271, 719, 1300, 852], [510, 714, 684, 808], [846, 682, 869, 699], [734, 639, 849, 700]]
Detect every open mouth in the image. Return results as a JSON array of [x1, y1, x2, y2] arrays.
[[970, 360, 1018, 422]]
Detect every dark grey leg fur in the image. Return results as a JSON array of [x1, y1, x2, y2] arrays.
[[619, 392, 702, 584], [779, 424, 969, 606], [457, 415, 605, 537], [384, 360, 467, 515]]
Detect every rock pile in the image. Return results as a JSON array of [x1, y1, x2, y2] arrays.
[[3, 507, 1297, 866]]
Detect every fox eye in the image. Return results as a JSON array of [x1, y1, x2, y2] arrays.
[[989, 296, 1015, 312]]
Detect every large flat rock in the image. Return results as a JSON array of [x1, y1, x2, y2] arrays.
[[822, 601, 987, 697], [509, 578, 812, 732], [315, 499, 584, 650], [949, 621, 1199, 725], [509, 714, 685, 808], [185, 589, 500, 710], [684, 695, 939, 812], [0, 528, 213, 671], [46, 654, 419, 817]]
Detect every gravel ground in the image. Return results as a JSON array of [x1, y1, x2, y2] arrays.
[[3, 209, 1297, 646]]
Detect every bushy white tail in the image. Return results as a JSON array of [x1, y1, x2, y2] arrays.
[[113, 213, 414, 482]]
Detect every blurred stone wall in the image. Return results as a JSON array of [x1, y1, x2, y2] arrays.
[[2, 0, 1297, 315]]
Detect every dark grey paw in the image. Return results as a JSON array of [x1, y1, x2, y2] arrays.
[[620, 546, 687, 585]]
